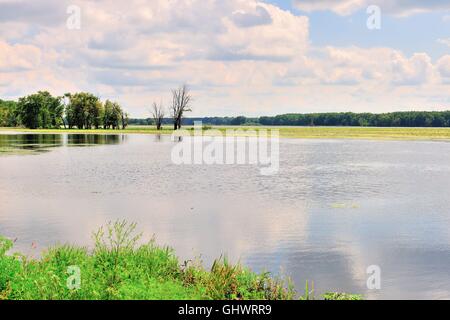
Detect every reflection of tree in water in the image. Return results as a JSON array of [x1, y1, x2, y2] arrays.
[[67, 134, 126, 146], [0, 133, 126, 155], [0, 134, 63, 154], [0, 134, 63, 148], [172, 135, 183, 142]]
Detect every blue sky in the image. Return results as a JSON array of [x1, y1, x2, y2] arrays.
[[267, 0, 293, 11], [0, 0, 449, 117], [267, 0, 450, 60]]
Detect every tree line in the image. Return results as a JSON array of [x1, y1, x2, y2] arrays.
[[0, 91, 128, 129], [258, 112, 450, 127], [3, 90, 450, 129], [134, 111, 450, 128]]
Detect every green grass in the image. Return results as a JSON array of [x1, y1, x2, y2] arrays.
[[322, 292, 363, 301], [0, 221, 361, 300], [2, 125, 450, 141]]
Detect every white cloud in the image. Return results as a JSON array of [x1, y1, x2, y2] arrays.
[[231, 4, 272, 27], [309, 47, 436, 87], [391, 52, 434, 85], [0, 41, 41, 72], [437, 55, 450, 79], [216, 3, 309, 61]]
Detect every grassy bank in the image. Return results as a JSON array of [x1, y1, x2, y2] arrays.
[[0, 221, 361, 300], [2, 125, 450, 141]]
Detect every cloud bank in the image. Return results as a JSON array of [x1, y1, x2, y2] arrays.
[[0, 0, 449, 116]]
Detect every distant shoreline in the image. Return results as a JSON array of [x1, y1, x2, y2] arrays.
[[2, 126, 450, 141]]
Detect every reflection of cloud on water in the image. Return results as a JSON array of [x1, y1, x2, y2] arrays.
[[0, 195, 113, 256], [288, 203, 450, 299], [115, 193, 311, 267]]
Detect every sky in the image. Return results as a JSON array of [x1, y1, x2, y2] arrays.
[[0, 0, 449, 117]]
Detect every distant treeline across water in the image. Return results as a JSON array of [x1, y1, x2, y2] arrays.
[[3, 94, 450, 128], [129, 111, 450, 128]]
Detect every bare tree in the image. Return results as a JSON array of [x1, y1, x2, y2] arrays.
[[171, 85, 192, 130], [121, 111, 129, 129], [151, 101, 165, 130]]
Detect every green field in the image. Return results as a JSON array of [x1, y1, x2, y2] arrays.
[[0, 221, 360, 300], [2, 125, 450, 141]]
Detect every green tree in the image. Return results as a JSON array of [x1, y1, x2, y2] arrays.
[[103, 100, 123, 129], [0, 100, 18, 127], [17, 94, 43, 129], [16, 91, 63, 129], [231, 116, 247, 125], [66, 92, 102, 129]]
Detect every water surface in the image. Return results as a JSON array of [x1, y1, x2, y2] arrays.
[[1, 132, 450, 299]]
